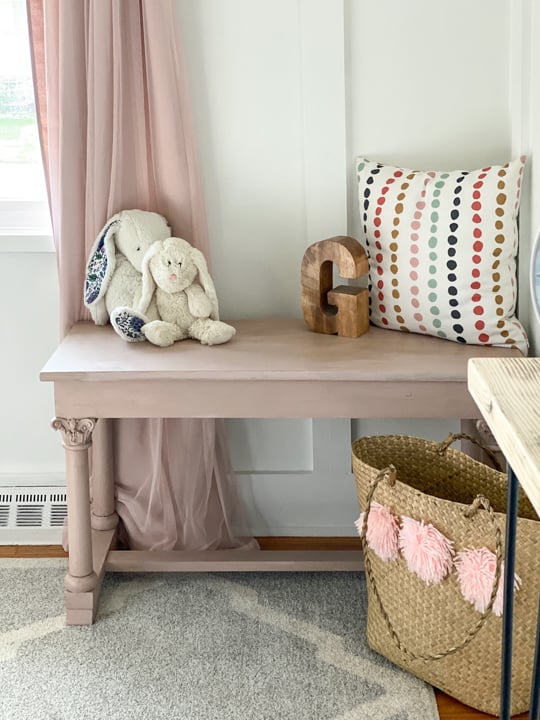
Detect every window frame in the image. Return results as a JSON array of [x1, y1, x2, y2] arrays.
[[0, 0, 53, 253], [0, 199, 53, 252]]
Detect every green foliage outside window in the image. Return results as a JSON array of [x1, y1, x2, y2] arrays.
[[0, 76, 39, 164]]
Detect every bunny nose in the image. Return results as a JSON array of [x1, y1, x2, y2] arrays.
[[169, 273, 177, 282]]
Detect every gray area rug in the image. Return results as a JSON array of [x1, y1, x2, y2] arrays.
[[0, 559, 439, 720]]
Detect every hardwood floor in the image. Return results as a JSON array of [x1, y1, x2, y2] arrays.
[[0, 544, 68, 558], [0, 540, 527, 719]]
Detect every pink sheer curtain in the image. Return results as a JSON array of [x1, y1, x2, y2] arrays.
[[27, 0, 256, 551]]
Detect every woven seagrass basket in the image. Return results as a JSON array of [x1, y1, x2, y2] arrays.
[[352, 433, 539, 716]]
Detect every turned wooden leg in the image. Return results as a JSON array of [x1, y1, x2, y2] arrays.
[[91, 418, 119, 532], [53, 418, 97, 593], [52, 418, 120, 625]]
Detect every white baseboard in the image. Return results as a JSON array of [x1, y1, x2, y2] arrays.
[[0, 472, 65, 488], [247, 525, 358, 537], [0, 528, 63, 545]]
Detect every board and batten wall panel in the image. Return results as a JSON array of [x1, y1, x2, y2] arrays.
[[175, 0, 512, 534], [347, 0, 513, 452], [176, 0, 348, 319], [176, 0, 361, 535]]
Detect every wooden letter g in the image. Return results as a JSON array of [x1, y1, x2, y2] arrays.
[[301, 236, 369, 338]]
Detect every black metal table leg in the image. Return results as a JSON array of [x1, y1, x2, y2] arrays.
[[500, 465, 519, 720], [528, 594, 540, 719]]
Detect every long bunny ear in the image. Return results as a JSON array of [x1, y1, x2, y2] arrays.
[[190, 247, 219, 320], [136, 240, 163, 314], [84, 215, 121, 324]]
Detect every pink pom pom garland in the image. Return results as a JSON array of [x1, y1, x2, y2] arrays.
[[455, 547, 521, 616], [354, 506, 523, 611], [398, 516, 454, 585], [355, 502, 400, 561]]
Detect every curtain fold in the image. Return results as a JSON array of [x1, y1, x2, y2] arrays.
[[27, 0, 256, 551]]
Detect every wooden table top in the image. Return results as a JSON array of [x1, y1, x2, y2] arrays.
[[468, 357, 540, 516], [41, 318, 519, 383]]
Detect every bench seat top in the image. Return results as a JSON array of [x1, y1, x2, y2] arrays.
[[40, 318, 521, 419]]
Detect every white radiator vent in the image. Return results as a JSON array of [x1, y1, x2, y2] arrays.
[[0, 487, 67, 544], [16, 505, 44, 527], [51, 504, 68, 527]]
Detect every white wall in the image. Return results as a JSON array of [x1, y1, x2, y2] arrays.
[[0, 253, 63, 483], [176, 0, 348, 319], [346, 0, 512, 242], [518, 0, 540, 354], [2, 0, 538, 538]]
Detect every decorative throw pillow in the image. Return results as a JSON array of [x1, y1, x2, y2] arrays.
[[356, 156, 528, 354]]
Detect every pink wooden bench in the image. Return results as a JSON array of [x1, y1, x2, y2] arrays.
[[40, 317, 518, 624]]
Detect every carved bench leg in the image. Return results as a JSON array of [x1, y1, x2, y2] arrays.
[[53, 418, 99, 625], [91, 418, 119, 533]]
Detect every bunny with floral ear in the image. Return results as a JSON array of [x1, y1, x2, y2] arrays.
[[112, 237, 236, 347], [83, 209, 170, 340]]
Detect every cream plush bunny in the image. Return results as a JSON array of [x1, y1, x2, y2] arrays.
[[112, 237, 236, 347], [83, 209, 170, 341]]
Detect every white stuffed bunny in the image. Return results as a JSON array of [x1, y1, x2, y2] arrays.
[[112, 237, 236, 347], [83, 209, 170, 340]]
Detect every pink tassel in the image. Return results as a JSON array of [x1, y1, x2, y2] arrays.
[[355, 502, 400, 561], [398, 516, 454, 585], [455, 547, 521, 616]]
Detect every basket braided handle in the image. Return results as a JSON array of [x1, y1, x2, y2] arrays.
[[362, 467, 503, 662], [436, 432, 503, 472]]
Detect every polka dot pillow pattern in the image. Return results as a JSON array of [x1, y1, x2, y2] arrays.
[[356, 156, 528, 354]]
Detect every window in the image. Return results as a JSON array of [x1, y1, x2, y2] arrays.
[[0, 0, 52, 251]]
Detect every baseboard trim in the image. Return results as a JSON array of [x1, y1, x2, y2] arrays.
[[256, 536, 361, 550], [0, 473, 65, 488], [0, 528, 64, 545]]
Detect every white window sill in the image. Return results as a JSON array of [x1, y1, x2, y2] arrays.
[[0, 233, 55, 253], [0, 200, 54, 252]]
